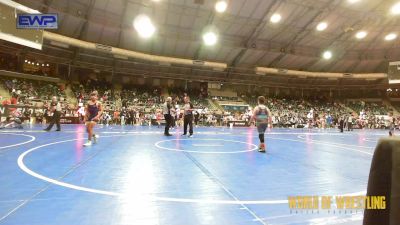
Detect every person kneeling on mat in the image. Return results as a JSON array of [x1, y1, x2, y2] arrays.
[[251, 96, 272, 152]]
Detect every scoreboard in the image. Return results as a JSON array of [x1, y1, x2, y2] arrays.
[[388, 61, 400, 84]]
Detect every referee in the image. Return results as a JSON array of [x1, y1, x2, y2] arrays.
[[163, 97, 173, 136], [182, 96, 194, 137], [44, 96, 62, 131]]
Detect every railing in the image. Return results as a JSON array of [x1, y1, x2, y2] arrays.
[[0, 70, 63, 83]]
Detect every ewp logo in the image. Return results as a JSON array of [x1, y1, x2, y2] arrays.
[[17, 14, 58, 29]]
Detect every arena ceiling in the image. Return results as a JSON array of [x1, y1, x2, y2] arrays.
[[6, 0, 400, 87]]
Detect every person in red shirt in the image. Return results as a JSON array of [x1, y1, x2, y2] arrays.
[[10, 94, 17, 105], [1, 94, 17, 120], [2, 99, 10, 105]]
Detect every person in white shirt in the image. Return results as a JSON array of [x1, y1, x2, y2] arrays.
[[388, 112, 395, 136], [347, 113, 353, 131], [307, 110, 314, 129]]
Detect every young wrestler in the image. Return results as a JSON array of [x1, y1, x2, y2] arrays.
[[251, 96, 272, 152], [83, 92, 103, 146]]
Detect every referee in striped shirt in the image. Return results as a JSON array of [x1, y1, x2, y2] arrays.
[[163, 97, 173, 136]]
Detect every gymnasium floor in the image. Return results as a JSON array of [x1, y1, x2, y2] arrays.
[[0, 124, 383, 225]]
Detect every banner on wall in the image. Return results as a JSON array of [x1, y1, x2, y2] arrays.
[[227, 120, 249, 127], [0, 105, 42, 117], [0, 105, 80, 124]]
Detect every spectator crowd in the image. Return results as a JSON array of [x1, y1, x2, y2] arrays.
[[0, 76, 399, 131]]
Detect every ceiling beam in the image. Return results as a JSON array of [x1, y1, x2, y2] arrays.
[[267, 0, 336, 68], [41, 0, 53, 13], [304, 0, 387, 71], [192, 4, 218, 60], [72, 0, 96, 63], [229, 0, 280, 67]]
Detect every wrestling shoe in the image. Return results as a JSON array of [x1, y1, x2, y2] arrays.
[[258, 143, 266, 153], [93, 134, 99, 144]]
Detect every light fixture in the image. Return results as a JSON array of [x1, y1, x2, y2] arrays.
[[355, 31, 367, 39], [203, 31, 218, 46], [391, 2, 400, 15], [215, 1, 227, 13], [385, 33, 397, 41], [24, 59, 28, 63], [316, 22, 328, 31], [348, 0, 361, 4], [36, 63, 39, 65], [322, 51, 332, 60], [42, 64, 45, 66], [133, 14, 156, 38], [270, 13, 281, 23], [47, 64, 50, 66]]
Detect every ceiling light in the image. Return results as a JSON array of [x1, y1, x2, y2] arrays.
[[47, 64, 50, 66], [385, 33, 397, 41], [322, 51, 332, 60], [270, 13, 281, 23], [36, 63, 39, 65], [24, 59, 28, 62], [215, 1, 227, 13], [391, 2, 400, 15], [348, 0, 361, 3], [355, 31, 367, 39], [316, 22, 328, 31], [203, 31, 218, 46], [133, 14, 156, 38]]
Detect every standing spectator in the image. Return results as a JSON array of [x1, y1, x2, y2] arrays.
[[194, 110, 200, 127], [347, 113, 353, 131], [113, 110, 120, 125], [388, 112, 395, 136], [339, 116, 344, 133]]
